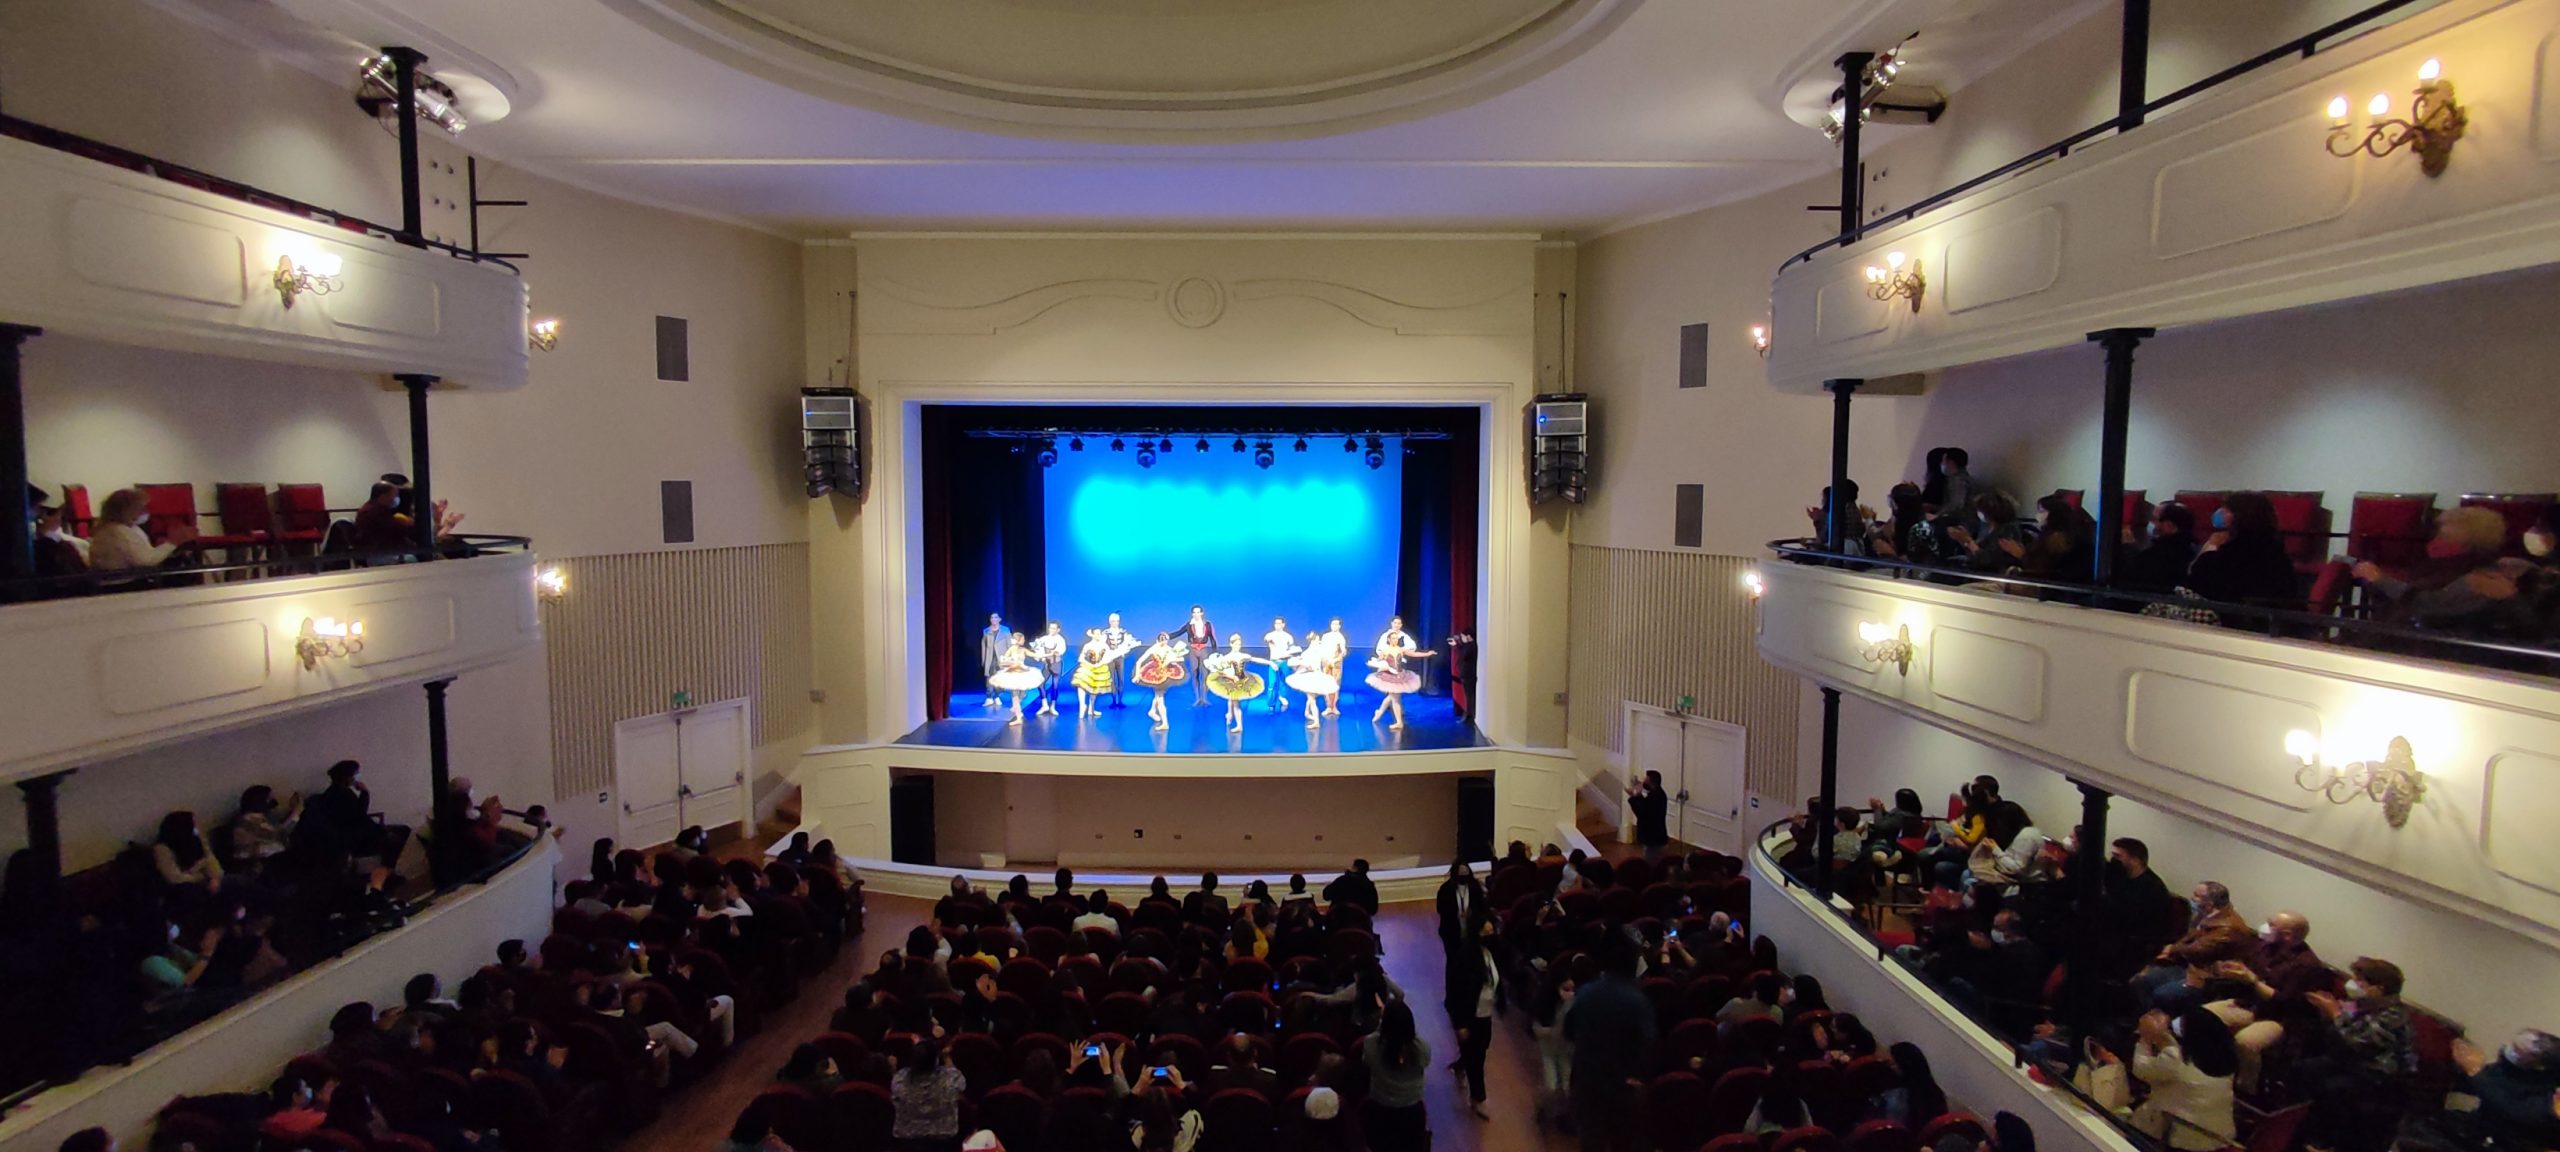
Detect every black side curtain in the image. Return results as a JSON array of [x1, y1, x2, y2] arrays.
[[931, 411, 1047, 706], [1395, 436, 1476, 697]]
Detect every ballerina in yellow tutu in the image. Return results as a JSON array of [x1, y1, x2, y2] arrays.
[[1366, 615, 1438, 731], [1204, 633, 1271, 734], [1133, 632, 1190, 731], [1071, 627, 1115, 718]]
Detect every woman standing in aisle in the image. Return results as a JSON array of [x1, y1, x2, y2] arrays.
[[1361, 1000, 1433, 1152], [1366, 616, 1436, 731], [1203, 634, 1269, 734], [986, 632, 1046, 727], [1286, 629, 1339, 730], [1133, 632, 1190, 731], [1072, 628, 1115, 718]]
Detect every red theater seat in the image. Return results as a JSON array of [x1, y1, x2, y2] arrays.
[[2459, 492, 2558, 556], [2347, 492, 2435, 570]]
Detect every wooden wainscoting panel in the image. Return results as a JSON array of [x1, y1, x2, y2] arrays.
[[1566, 546, 1799, 799]]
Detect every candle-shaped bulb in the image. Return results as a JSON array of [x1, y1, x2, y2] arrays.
[[2327, 95, 2349, 123], [2418, 58, 2441, 83], [2369, 92, 2392, 118]]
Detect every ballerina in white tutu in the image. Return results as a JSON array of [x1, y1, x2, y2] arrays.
[[1203, 634, 1270, 733], [1285, 628, 1338, 729], [1366, 615, 1438, 730], [986, 631, 1048, 726]]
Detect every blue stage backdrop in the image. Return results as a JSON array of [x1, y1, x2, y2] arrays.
[[1040, 446, 1402, 646]]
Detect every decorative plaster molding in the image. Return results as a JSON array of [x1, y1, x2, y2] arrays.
[[864, 276, 1163, 334], [863, 274, 1532, 336], [1228, 278, 1531, 335]]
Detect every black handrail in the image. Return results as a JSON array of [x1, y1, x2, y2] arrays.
[[1781, 0, 2439, 271], [0, 113, 521, 274], [1766, 538, 2560, 671], [1750, 818, 2191, 1152], [4, 533, 535, 600]]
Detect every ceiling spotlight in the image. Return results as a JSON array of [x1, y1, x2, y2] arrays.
[[1110, 438, 1125, 452], [1293, 438, 1308, 453], [1069, 437, 1084, 452], [1036, 439, 1058, 468], [1157, 437, 1173, 453], [357, 53, 468, 136], [1344, 437, 1359, 453], [1231, 437, 1246, 453], [1363, 436, 1386, 470], [1195, 438, 1210, 453], [1252, 441, 1276, 470], [1135, 443, 1158, 469]]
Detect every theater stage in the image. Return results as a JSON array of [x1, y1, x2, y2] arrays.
[[912, 691, 1487, 754]]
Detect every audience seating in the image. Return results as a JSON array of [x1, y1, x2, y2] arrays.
[[2346, 492, 2436, 569], [2458, 492, 2558, 556], [2262, 489, 2331, 568], [275, 483, 332, 548]]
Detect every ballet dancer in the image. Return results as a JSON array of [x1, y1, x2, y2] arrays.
[[1134, 632, 1190, 731], [1101, 612, 1137, 708], [987, 631, 1047, 726], [1287, 629, 1338, 729], [1320, 617, 1351, 717], [1204, 634, 1269, 733], [1262, 617, 1300, 713], [979, 612, 1008, 708], [1071, 628, 1115, 718], [1029, 620, 1068, 717], [1366, 615, 1438, 730], [1178, 604, 1217, 706]]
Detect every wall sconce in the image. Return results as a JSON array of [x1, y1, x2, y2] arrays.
[[1863, 252, 1925, 312], [534, 565, 568, 603], [2287, 730, 2427, 828], [2326, 58, 2466, 177], [529, 318, 561, 352], [272, 254, 344, 310], [296, 616, 365, 670], [1742, 570, 1765, 599], [1856, 620, 1915, 674], [1750, 324, 1771, 359]]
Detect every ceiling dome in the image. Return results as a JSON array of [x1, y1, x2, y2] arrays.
[[604, 0, 1639, 140]]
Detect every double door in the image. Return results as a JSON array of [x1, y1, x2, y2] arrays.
[[1626, 704, 1748, 856], [614, 698, 751, 849]]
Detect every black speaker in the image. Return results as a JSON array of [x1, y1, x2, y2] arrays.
[[1456, 776, 1495, 864], [890, 776, 936, 865]]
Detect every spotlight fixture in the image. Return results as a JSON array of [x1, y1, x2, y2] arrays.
[[1751, 324, 1770, 359], [1157, 437, 1173, 453], [2326, 58, 2466, 177], [357, 53, 468, 136], [1252, 440, 1276, 470], [1344, 437, 1360, 453], [528, 318, 560, 352], [1362, 436, 1386, 471], [1231, 437, 1246, 453], [271, 253, 344, 309], [296, 616, 366, 670], [1037, 439, 1059, 468], [1110, 438, 1125, 452], [1821, 47, 1919, 144], [1135, 443, 1158, 469], [1293, 438, 1308, 453], [1856, 620, 1915, 675], [1195, 438, 1210, 453], [534, 566, 569, 604], [1069, 437, 1085, 452], [1863, 252, 1925, 312], [2288, 731, 2427, 828]]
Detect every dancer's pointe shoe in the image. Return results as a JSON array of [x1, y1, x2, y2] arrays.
[[1390, 721, 1406, 731], [1371, 707, 1387, 723], [1306, 716, 1320, 729], [1009, 713, 1023, 727]]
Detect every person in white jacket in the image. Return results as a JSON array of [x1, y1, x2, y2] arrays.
[[2125, 1008, 2238, 1151]]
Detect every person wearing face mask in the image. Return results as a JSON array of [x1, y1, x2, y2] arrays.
[[1435, 861, 1490, 956], [2117, 500, 2203, 594], [2355, 506, 2527, 633], [1935, 448, 1979, 517], [1945, 491, 2038, 575], [2299, 957, 2418, 1152], [2449, 1028, 2560, 1150], [2199, 912, 2326, 1093], [2098, 838, 2179, 971], [2132, 881, 2256, 1008], [2114, 1007, 2238, 1150], [88, 486, 195, 576], [2185, 492, 2300, 611]]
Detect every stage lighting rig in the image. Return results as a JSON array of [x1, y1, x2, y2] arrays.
[[1293, 438, 1308, 453], [1253, 440, 1276, 469], [1110, 438, 1125, 452], [1069, 437, 1084, 452], [1363, 436, 1386, 470], [1344, 437, 1359, 453], [1195, 438, 1210, 453], [1231, 438, 1246, 453], [1036, 439, 1058, 468], [1135, 442, 1158, 468], [1157, 437, 1173, 453]]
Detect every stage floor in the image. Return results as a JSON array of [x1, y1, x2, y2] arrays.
[[906, 691, 1488, 754]]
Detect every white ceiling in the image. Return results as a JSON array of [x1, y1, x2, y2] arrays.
[[211, 0, 2095, 238]]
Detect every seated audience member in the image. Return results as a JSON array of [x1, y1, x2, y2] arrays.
[[892, 1039, 969, 1148], [200, 911, 284, 991], [1942, 910, 2048, 1032], [1072, 889, 1120, 936], [2022, 492, 2098, 580], [296, 758, 405, 869], [726, 1108, 796, 1152], [2183, 492, 2299, 610], [1947, 492, 2037, 574], [1805, 480, 1869, 554], [1879, 1041, 1949, 1127], [2300, 958, 2419, 1152], [1873, 481, 1951, 565], [227, 785, 301, 874], [350, 479, 465, 553], [1966, 818, 2054, 891], [1129, 1066, 1205, 1152], [1859, 790, 1928, 868], [2355, 505, 2524, 632], [151, 810, 224, 906], [56, 1130, 112, 1152], [257, 1074, 330, 1145], [2201, 911, 2329, 1091], [2117, 1008, 2238, 1150], [1931, 448, 1981, 517], [89, 487, 193, 573], [30, 486, 87, 579], [1206, 1032, 1281, 1100], [1718, 972, 1785, 1025], [1183, 872, 1229, 925], [2099, 838, 2180, 975], [2117, 501, 2201, 594], [2133, 881, 2256, 1009], [2449, 1029, 2560, 1150], [778, 1043, 842, 1090], [140, 919, 218, 997]]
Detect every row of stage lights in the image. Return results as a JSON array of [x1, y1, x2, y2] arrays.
[[1016, 435, 1395, 470]]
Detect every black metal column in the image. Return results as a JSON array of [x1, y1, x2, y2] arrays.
[[425, 677, 454, 881], [385, 47, 428, 247], [15, 770, 71, 915], [1825, 379, 1860, 551], [2088, 328, 2153, 584], [0, 324, 40, 596], [2068, 781, 2114, 1022], [400, 373, 438, 557], [1814, 687, 1843, 899], [2118, 0, 2152, 128], [1836, 53, 1875, 239]]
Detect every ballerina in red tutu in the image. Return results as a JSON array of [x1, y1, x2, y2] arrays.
[[1366, 615, 1438, 731], [1133, 632, 1191, 731]]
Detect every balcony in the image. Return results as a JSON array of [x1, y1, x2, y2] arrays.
[[0, 544, 543, 783], [1752, 556, 2560, 953]]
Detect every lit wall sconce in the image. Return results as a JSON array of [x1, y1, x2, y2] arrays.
[[1742, 570, 1766, 599], [2287, 730, 2427, 828], [272, 254, 344, 310], [296, 615, 366, 670], [1856, 620, 1915, 674], [1863, 252, 1925, 312], [2326, 58, 2466, 177], [1750, 324, 1771, 359], [529, 318, 561, 352], [534, 565, 568, 603]]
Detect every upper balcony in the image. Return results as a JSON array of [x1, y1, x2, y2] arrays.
[[1767, 0, 2560, 392], [0, 543, 543, 784], [1752, 553, 2560, 954]]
